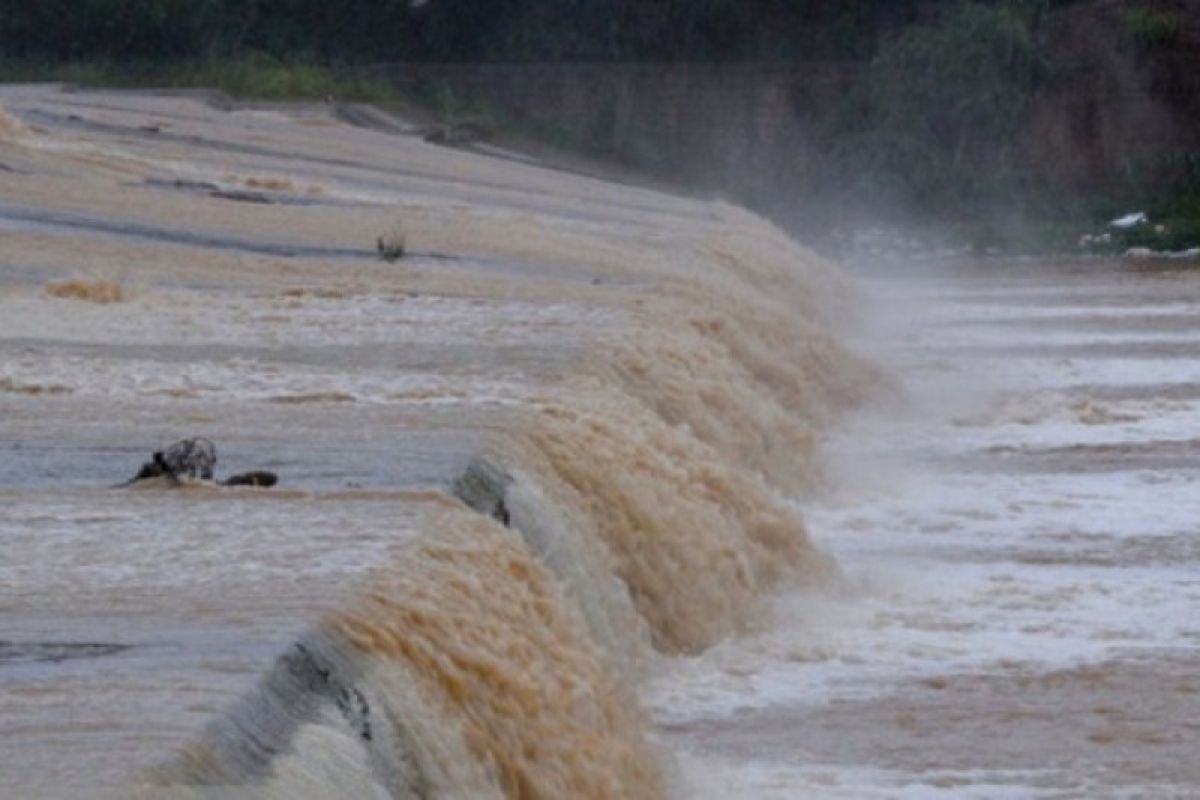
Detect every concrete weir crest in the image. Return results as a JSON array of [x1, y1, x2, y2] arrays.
[[149, 456, 643, 798]]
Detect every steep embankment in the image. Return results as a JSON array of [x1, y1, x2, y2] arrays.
[[0, 86, 875, 797]]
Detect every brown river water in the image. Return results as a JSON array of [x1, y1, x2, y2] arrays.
[[0, 86, 1197, 798]]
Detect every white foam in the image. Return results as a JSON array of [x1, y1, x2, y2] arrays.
[[655, 268, 1200, 796]]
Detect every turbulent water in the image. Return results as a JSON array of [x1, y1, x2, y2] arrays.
[[1, 86, 1197, 799], [654, 261, 1200, 797], [0, 85, 868, 798]]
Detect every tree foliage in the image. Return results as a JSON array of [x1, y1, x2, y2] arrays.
[[0, 0, 940, 64], [835, 3, 1043, 215]]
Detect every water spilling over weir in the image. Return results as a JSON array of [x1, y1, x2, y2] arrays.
[[0, 86, 875, 797]]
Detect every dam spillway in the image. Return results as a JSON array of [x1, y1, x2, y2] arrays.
[[7, 83, 1195, 799], [0, 85, 873, 797]]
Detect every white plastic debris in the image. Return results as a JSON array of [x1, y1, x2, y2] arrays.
[[1078, 232, 1112, 248], [1110, 211, 1148, 228], [1162, 247, 1200, 260]]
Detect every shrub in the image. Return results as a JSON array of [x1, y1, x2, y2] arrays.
[[1121, 7, 1183, 48], [836, 3, 1042, 218]]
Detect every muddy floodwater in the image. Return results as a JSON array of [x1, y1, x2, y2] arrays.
[[1, 86, 1197, 798], [655, 261, 1200, 797]]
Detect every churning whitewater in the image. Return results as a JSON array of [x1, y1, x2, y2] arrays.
[[0, 86, 874, 798]]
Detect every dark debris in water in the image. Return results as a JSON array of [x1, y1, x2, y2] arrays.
[[0, 640, 133, 665]]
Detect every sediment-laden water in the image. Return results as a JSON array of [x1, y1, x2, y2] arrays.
[[654, 260, 1200, 797], [0, 86, 868, 798], [2, 86, 1197, 799]]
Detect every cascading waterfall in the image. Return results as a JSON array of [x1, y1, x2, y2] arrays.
[[140, 231, 870, 797], [0, 88, 876, 799]]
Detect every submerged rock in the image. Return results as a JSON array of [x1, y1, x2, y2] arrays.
[[118, 438, 277, 489], [221, 470, 279, 488], [451, 457, 512, 526]]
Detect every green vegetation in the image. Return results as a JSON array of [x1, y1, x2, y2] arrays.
[[0, 0, 420, 63], [1113, 219, 1200, 252], [0, 0, 940, 64], [835, 4, 1042, 217], [1121, 7, 1184, 47], [1069, 151, 1200, 253], [0, 55, 397, 103], [1, 0, 1197, 255], [822, 1, 1199, 253], [1152, 153, 1200, 223]]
